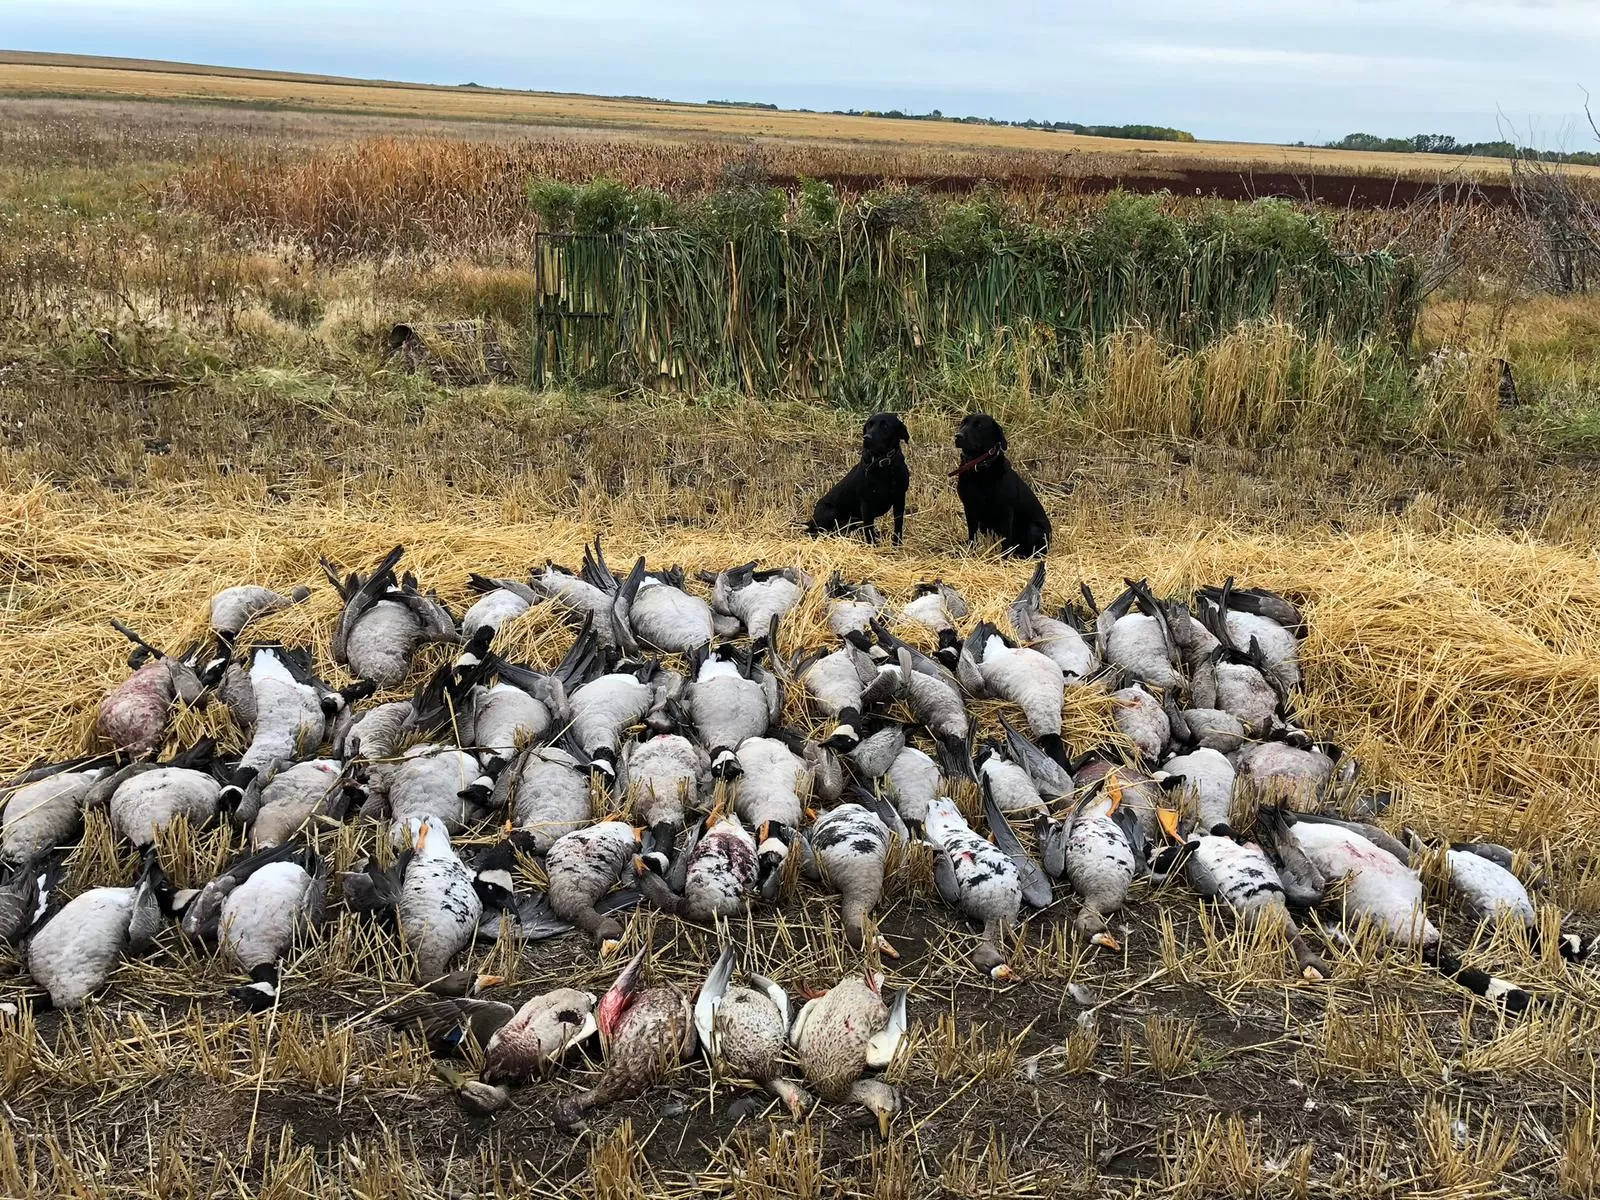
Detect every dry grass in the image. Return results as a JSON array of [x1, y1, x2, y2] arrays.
[[4, 51, 1583, 182]]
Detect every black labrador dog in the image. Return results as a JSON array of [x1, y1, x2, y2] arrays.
[[951, 413, 1051, 558], [805, 412, 911, 546]]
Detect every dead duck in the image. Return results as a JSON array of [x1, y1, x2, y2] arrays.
[[1159, 746, 1237, 835], [545, 820, 642, 951], [621, 733, 710, 853], [250, 759, 361, 848], [790, 971, 906, 1136], [569, 661, 676, 783], [388, 744, 495, 838], [680, 641, 783, 780], [101, 739, 225, 848], [20, 849, 172, 1010], [209, 584, 311, 646], [1008, 563, 1098, 682], [215, 842, 327, 1011], [95, 622, 210, 758], [400, 816, 483, 983], [706, 563, 811, 643], [1091, 580, 1183, 692], [696, 945, 810, 1118], [323, 546, 459, 687], [796, 642, 880, 752], [385, 986, 599, 1083], [925, 796, 1021, 979], [2, 762, 112, 864], [826, 575, 888, 650], [634, 802, 760, 920], [956, 622, 1068, 767], [434, 1062, 511, 1117], [803, 794, 895, 955], [554, 946, 695, 1130], [495, 740, 594, 854], [461, 573, 539, 641]]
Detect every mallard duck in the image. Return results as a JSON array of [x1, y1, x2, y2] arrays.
[[554, 946, 695, 1129], [1, 762, 112, 864], [22, 849, 172, 1009], [385, 986, 599, 1083], [95, 622, 209, 758], [399, 817, 483, 982], [545, 820, 642, 951], [805, 796, 894, 954], [696, 945, 809, 1117], [209, 584, 311, 645], [790, 971, 906, 1136], [1092, 580, 1183, 691], [925, 797, 1021, 978], [1008, 563, 1098, 682], [680, 642, 782, 779]]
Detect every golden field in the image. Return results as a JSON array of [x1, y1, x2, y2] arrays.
[[2, 49, 1590, 180]]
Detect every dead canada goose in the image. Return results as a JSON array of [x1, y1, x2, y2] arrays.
[[1008, 563, 1098, 682], [975, 742, 1046, 815], [494, 740, 593, 854], [95, 621, 209, 758], [101, 739, 225, 848], [529, 545, 622, 648], [216, 842, 327, 1011], [795, 641, 880, 752], [388, 743, 495, 839], [322, 546, 458, 687], [21, 849, 173, 1010], [472, 620, 602, 775], [608, 555, 720, 655], [460, 573, 539, 640], [249, 759, 360, 849], [956, 621, 1068, 767], [866, 631, 976, 782], [209, 584, 311, 645], [223, 644, 356, 815], [1200, 578, 1302, 693], [1093, 580, 1183, 691], [706, 562, 811, 642], [1191, 597, 1287, 733], [1, 762, 112, 864], [679, 640, 783, 779], [569, 661, 677, 782], [825, 575, 888, 650], [0, 855, 61, 947], [621, 733, 710, 852], [900, 580, 969, 668]]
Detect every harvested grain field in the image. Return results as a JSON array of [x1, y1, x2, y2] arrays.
[[2, 87, 1600, 1199]]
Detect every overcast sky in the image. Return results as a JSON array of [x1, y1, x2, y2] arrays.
[[8, 1, 1600, 146]]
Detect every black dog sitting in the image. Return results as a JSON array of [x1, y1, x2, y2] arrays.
[[805, 412, 911, 546], [951, 413, 1051, 558]]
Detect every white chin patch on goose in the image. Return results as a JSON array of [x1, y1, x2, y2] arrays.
[[712, 750, 739, 771], [1482, 976, 1523, 1002], [476, 869, 514, 896], [248, 980, 278, 997], [828, 724, 858, 744], [757, 837, 789, 860]]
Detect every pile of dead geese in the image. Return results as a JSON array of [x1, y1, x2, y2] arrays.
[[0, 543, 1592, 1130]]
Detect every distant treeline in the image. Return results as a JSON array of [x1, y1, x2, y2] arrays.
[[700, 98, 1194, 142], [1319, 132, 1600, 167]]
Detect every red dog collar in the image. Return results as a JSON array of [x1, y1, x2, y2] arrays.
[[949, 446, 1002, 477]]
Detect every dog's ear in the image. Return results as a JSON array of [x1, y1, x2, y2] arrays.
[[895, 416, 910, 444]]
